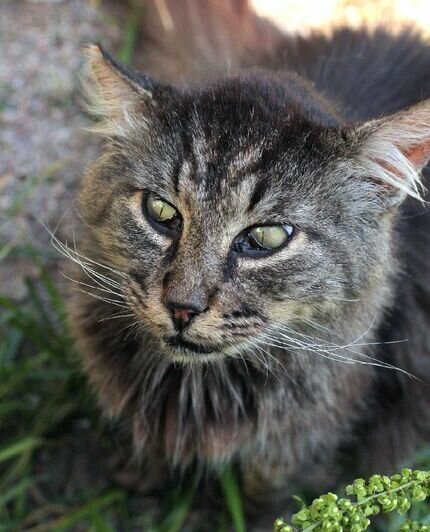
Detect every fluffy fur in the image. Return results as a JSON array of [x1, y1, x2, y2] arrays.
[[66, 15, 430, 526]]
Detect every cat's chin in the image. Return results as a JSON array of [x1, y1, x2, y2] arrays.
[[161, 336, 225, 363]]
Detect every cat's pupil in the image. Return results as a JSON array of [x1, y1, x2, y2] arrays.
[[146, 195, 177, 222]]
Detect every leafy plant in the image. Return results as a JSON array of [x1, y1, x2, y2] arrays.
[[274, 469, 430, 532]]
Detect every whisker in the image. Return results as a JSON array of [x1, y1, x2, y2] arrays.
[[71, 229, 125, 284], [269, 319, 417, 379], [53, 237, 123, 290], [50, 227, 126, 280], [73, 287, 128, 308], [252, 337, 298, 386], [124, 321, 143, 342], [244, 339, 280, 383], [98, 312, 136, 323], [293, 317, 409, 369], [60, 270, 125, 300], [260, 332, 358, 366], [229, 344, 250, 377], [45, 225, 125, 290], [330, 296, 361, 302]]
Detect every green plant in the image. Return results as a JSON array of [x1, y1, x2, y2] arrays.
[[274, 469, 430, 532]]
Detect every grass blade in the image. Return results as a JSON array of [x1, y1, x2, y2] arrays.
[[25, 490, 124, 531], [0, 438, 42, 464], [0, 476, 35, 508], [219, 467, 246, 532]]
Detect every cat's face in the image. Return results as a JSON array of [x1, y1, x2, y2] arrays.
[[78, 46, 428, 363], [80, 81, 388, 362]]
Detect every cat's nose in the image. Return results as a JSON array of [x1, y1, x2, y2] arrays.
[[166, 300, 207, 333]]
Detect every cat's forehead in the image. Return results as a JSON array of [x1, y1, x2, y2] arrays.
[[186, 80, 281, 148], [174, 81, 341, 183], [174, 125, 278, 218], [129, 78, 348, 220], [176, 149, 262, 209], [170, 142, 305, 229], [165, 104, 328, 215]]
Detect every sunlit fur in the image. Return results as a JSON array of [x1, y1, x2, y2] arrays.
[[67, 27, 430, 520]]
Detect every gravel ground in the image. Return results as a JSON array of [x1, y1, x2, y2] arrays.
[[0, 0, 125, 298]]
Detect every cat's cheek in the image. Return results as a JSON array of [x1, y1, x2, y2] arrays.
[[266, 300, 314, 326], [124, 279, 173, 336]]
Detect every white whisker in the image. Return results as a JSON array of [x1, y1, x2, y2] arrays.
[[98, 312, 136, 323], [267, 318, 417, 380], [60, 270, 125, 300], [73, 287, 128, 308]]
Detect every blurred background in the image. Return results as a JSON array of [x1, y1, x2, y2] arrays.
[[1, 1, 430, 530]]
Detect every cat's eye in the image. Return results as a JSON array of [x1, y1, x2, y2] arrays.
[[144, 192, 181, 234], [147, 196, 177, 222], [249, 226, 291, 249], [232, 224, 294, 256]]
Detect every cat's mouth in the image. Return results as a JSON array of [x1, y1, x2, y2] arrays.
[[163, 336, 222, 355]]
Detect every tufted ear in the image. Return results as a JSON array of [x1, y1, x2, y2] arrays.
[[81, 44, 171, 137], [353, 99, 430, 204]]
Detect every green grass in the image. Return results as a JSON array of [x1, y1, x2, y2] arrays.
[[2, 245, 429, 531], [118, 6, 141, 66]]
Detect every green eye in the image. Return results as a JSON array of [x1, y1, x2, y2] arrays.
[[146, 194, 177, 222], [249, 225, 292, 250], [144, 193, 181, 234]]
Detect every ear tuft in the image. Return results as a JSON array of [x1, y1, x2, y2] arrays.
[[355, 100, 430, 204], [80, 44, 153, 137]]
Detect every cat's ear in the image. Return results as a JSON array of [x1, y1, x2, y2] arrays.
[[352, 100, 430, 204], [81, 44, 171, 137]]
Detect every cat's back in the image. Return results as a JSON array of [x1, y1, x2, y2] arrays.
[[267, 27, 430, 123]]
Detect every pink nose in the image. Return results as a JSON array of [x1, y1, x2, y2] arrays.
[[166, 301, 204, 333], [172, 308, 195, 329]]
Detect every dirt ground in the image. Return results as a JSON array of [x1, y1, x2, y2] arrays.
[[0, 0, 126, 299]]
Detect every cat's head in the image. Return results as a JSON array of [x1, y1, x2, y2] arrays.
[[77, 45, 430, 363]]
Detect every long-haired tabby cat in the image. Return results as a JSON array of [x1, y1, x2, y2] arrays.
[[65, 1, 430, 522]]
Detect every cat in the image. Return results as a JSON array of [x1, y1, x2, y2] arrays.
[[65, 4, 430, 524]]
